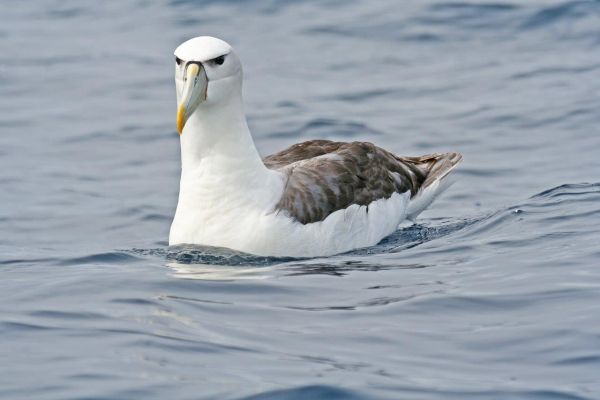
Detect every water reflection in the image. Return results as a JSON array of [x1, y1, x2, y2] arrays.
[[167, 258, 431, 280], [167, 262, 277, 280]]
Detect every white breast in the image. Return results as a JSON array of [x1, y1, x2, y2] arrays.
[[170, 176, 410, 257]]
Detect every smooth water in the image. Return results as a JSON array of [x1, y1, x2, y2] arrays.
[[1, 1, 600, 399]]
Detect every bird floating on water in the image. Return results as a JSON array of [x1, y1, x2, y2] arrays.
[[169, 36, 462, 257]]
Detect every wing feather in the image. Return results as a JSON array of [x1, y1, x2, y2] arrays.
[[263, 140, 461, 224]]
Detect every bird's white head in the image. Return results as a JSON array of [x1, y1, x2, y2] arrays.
[[174, 36, 242, 135]]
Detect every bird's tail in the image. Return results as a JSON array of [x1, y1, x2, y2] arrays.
[[403, 152, 463, 220]]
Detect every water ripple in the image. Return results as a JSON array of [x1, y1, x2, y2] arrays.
[[521, 1, 600, 29], [240, 385, 368, 400]]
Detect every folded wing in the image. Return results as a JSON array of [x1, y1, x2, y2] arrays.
[[264, 140, 462, 224]]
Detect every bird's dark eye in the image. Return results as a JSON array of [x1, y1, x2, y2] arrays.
[[212, 55, 225, 65], [175, 56, 183, 66]]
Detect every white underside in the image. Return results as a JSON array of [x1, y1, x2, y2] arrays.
[[169, 168, 414, 257], [170, 193, 409, 258]]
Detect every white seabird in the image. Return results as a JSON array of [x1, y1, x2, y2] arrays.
[[169, 36, 462, 257]]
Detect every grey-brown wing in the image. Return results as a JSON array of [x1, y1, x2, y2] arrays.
[[264, 140, 452, 224]]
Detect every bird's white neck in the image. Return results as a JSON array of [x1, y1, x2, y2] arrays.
[[180, 93, 265, 172], [175, 89, 282, 214]]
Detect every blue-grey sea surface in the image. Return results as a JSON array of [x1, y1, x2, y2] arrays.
[[1, 1, 600, 399]]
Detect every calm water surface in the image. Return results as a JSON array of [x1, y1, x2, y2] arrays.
[[2, 1, 600, 399]]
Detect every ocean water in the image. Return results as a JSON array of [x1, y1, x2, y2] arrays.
[[1, 0, 600, 399]]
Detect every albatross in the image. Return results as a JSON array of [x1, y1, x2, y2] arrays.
[[169, 36, 463, 257]]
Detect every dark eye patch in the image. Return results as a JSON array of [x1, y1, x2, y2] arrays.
[[175, 56, 183, 66], [212, 55, 226, 65]]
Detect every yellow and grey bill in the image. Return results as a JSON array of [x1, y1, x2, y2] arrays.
[[177, 63, 208, 135]]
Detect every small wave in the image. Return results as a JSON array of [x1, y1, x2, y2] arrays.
[[530, 182, 600, 199], [0, 257, 59, 267], [520, 1, 599, 29], [376, 217, 478, 253], [59, 251, 143, 266], [165, 244, 298, 266], [46, 7, 86, 19], [509, 64, 600, 80], [239, 385, 367, 400], [282, 260, 429, 278], [160, 244, 296, 280], [429, 2, 518, 13]]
